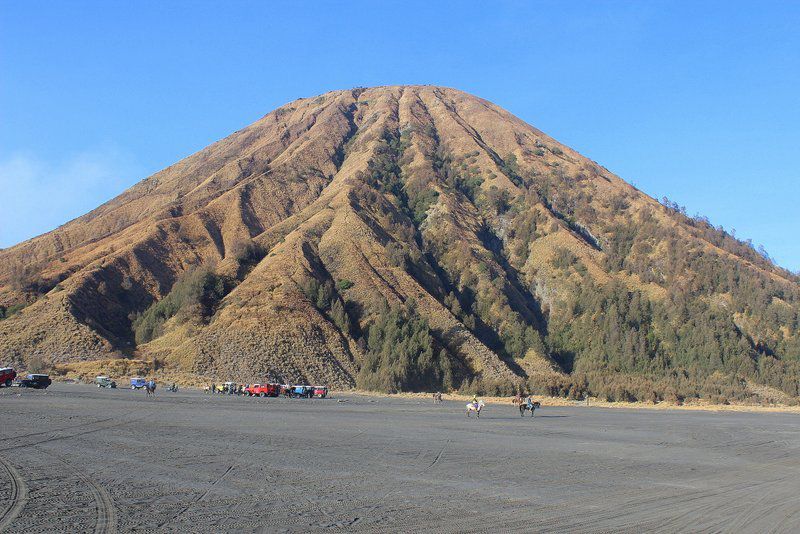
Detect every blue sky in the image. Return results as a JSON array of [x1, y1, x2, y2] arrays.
[[1, 1, 798, 271]]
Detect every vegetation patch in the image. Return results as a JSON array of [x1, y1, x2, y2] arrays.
[[300, 278, 353, 336], [0, 302, 27, 321], [132, 267, 231, 345], [337, 279, 354, 291], [357, 303, 454, 393]]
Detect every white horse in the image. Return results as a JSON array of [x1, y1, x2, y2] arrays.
[[466, 400, 485, 417]]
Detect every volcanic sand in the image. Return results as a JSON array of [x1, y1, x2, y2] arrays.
[[1, 384, 799, 532]]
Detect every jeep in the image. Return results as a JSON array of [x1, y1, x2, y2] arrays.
[[18, 374, 52, 389], [0, 367, 16, 387], [95, 375, 117, 388]]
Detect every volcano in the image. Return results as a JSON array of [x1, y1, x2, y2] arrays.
[[1, 86, 798, 401]]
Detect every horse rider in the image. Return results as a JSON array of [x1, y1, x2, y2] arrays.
[[471, 393, 481, 410], [525, 395, 534, 409]]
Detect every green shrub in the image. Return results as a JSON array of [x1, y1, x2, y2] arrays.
[[337, 279, 354, 291], [499, 154, 524, 187], [409, 188, 439, 224], [132, 267, 229, 345], [434, 148, 484, 202], [300, 278, 334, 310], [330, 299, 352, 335]]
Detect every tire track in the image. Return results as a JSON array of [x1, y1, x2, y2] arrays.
[[0, 416, 117, 444], [773, 500, 800, 532], [0, 415, 145, 453], [418, 439, 450, 474], [153, 434, 265, 529], [198, 465, 235, 502], [50, 453, 117, 534], [342, 428, 369, 444], [0, 456, 28, 531], [86, 475, 117, 534], [155, 463, 236, 529]]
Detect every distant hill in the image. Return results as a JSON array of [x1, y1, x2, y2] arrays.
[[1, 85, 798, 403]]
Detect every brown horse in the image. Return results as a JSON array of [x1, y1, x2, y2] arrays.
[[519, 401, 540, 417]]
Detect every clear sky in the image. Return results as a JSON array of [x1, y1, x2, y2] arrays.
[[1, 1, 798, 271]]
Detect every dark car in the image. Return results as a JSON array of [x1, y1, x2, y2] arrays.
[[18, 374, 52, 389], [0, 367, 16, 387]]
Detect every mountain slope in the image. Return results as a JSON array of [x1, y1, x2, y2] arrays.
[[2, 86, 798, 400]]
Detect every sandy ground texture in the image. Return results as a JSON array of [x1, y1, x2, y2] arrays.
[[1, 384, 799, 533]]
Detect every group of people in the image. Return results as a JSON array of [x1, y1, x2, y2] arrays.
[[209, 383, 242, 395]]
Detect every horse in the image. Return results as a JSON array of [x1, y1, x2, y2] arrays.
[[466, 400, 485, 417], [519, 401, 541, 417], [145, 380, 157, 397], [433, 392, 442, 404]]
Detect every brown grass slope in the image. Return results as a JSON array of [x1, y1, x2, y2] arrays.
[[1, 85, 798, 396]]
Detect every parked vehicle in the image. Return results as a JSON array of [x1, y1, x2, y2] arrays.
[[0, 367, 16, 387], [130, 377, 147, 389], [312, 386, 328, 398], [18, 373, 52, 389], [279, 384, 293, 397], [291, 385, 314, 398], [95, 375, 117, 388], [246, 383, 279, 397]]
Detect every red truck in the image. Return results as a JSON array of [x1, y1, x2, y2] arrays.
[[245, 383, 279, 397], [0, 367, 16, 387]]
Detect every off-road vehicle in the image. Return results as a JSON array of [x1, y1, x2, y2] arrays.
[[18, 374, 52, 389], [0, 367, 16, 387], [95, 375, 117, 388]]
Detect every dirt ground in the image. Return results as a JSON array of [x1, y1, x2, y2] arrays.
[[1, 384, 799, 533]]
